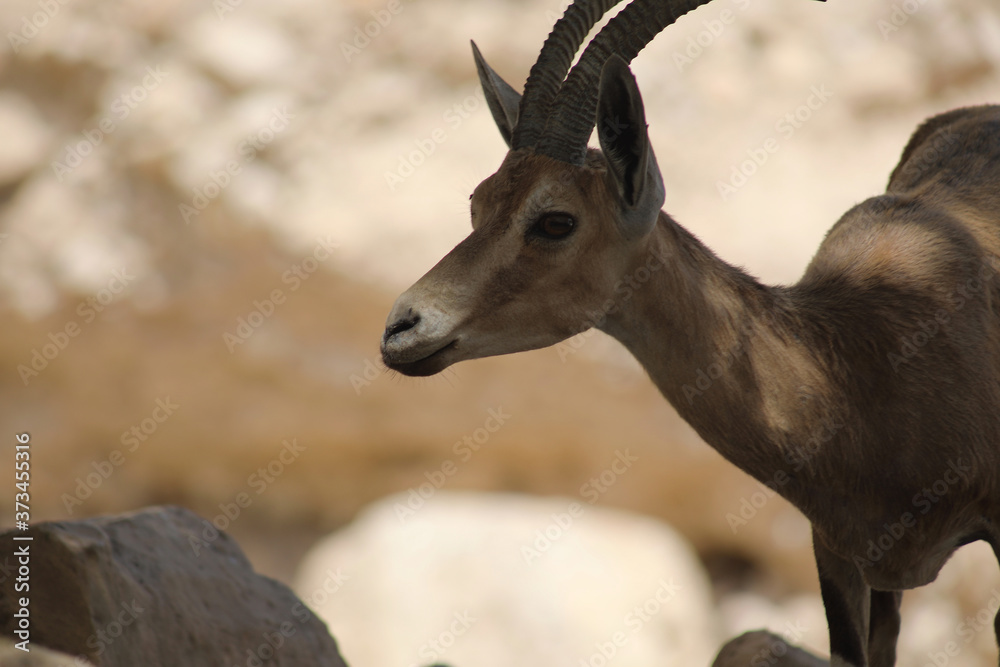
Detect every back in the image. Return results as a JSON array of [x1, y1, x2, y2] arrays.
[[889, 104, 1000, 260], [791, 104, 1000, 505]]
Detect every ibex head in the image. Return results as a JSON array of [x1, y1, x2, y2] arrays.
[[381, 1, 712, 376]]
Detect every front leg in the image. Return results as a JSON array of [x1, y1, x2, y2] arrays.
[[867, 590, 902, 667], [813, 529, 871, 667]]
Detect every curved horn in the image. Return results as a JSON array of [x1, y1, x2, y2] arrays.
[[537, 0, 714, 165], [511, 0, 628, 150]]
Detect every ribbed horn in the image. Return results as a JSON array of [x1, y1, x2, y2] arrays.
[[538, 0, 826, 165], [537, 0, 713, 165], [511, 0, 628, 150]]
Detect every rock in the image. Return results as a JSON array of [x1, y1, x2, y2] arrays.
[[0, 638, 94, 666], [184, 15, 297, 88], [712, 631, 828, 667], [0, 506, 347, 667], [294, 491, 718, 667]]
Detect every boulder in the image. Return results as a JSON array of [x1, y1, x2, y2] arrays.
[[0, 506, 347, 667], [294, 491, 718, 667], [712, 631, 828, 667]]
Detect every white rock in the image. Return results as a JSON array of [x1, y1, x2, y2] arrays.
[[0, 173, 148, 317], [899, 540, 1000, 667], [185, 15, 296, 88], [897, 596, 963, 666], [294, 491, 718, 667]]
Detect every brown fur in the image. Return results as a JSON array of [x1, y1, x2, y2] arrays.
[[604, 105, 1000, 666], [384, 103, 1000, 666]]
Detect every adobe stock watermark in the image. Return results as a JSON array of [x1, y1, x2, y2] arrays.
[[222, 235, 337, 352], [889, 254, 1000, 372], [233, 624, 299, 667], [555, 244, 673, 362], [539, 0, 571, 26], [393, 407, 512, 522], [853, 458, 971, 571], [7, 0, 72, 54], [724, 416, 843, 534], [740, 623, 811, 667], [51, 66, 169, 181], [18, 268, 136, 386], [188, 438, 307, 556], [384, 90, 485, 191], [293, 567, 350, 619], [350, 355, 387, 395], [894, 127, 960, 185], [61, 397, 180, 515], [234, 568, 351, 667], [877, 0, 933, 40], [680, 310, 784, 405], [717, 83, 834, 201], [213, 0, 246, 20], [919, 587, 1000, 667], [406, 610, 477, 667], [521, 449, 638, 564], [179, 106, 294, 224], [672, 0, 753, 72], [340, 0, 404, 63], [579, 579, 683, 667], [83, 599, 145, 661]]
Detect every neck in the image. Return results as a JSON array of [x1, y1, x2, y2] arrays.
[[599, 213, 830, 484]]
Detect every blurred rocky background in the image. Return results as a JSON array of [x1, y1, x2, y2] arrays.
[[1, 0, 999, 664]]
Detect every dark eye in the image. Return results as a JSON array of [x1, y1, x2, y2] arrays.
[[532, 212, 576, 240]]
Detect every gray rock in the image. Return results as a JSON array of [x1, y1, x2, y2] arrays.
[[712, 630, 828, 667], [0, 506, 347, 667]]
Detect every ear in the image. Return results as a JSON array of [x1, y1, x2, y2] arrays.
[[596, 55, 665, 238], [472, 41, 521, 149]]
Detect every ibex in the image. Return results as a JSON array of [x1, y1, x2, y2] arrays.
[[380, 1, 1000, 664]]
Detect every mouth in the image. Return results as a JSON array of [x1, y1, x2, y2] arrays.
[[382, 339, 459, 377]]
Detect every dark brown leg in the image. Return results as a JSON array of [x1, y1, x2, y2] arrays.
[[813, 529, 870, 667], [867, 589, 902, 667]]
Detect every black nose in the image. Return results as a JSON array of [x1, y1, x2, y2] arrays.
[[384, 313, 420, 342]]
